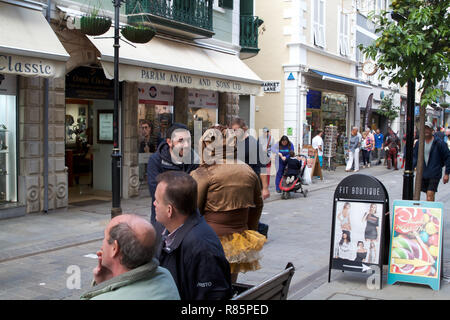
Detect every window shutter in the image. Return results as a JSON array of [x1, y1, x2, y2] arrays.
[[240, 0, 253, 15], [219, 0, 233, 9]]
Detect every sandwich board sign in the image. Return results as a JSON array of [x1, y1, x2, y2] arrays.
[[328, 174, 390, 289], [387, 200, 444, 291]]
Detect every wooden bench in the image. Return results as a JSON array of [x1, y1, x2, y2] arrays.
[[231, 262, 295, 300]]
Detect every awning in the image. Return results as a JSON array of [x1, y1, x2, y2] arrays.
[[87, 29, 263, 95], [310, 69, 372, 89], [0, 2, 69, 78]]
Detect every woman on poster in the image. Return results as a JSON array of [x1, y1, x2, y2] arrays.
[[363, 204, 380, 259], [368, 242, 377, 264], [354, 241, 368, 263], [337, 202, 352, 236], [335, 230, 354, 260]]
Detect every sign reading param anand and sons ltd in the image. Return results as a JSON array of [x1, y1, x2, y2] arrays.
[[100, 61, 263, 96], [0, 54, 65, 78]]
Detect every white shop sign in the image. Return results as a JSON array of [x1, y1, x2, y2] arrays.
[[138, 84, 174, 105], [263, 81, 281, 93], [188, 89, 218, 108]]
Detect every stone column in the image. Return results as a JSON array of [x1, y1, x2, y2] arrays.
[[18, 76, 67, 213], [122, 82, 140, 199], [219, 92, 239, 126], [47, 77, 67, 210], [174, 87, 188, 124], [299, 85, 308, 148]]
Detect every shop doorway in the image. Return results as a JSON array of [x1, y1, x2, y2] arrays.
[[65, 99, 113, 205], [306, 109, 322, 137]]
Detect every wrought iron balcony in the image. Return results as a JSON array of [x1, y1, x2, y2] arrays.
[[240, 15, 263, 59], [126, 0, 214, 38]]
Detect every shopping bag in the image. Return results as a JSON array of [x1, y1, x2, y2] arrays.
[[302, 166, 312, 185]]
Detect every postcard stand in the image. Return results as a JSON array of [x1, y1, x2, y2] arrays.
[[328, 174, 390, 289]]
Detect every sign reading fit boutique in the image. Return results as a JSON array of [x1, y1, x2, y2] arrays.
[[99, 62, 262, 96], [0, 54, 64, 78]]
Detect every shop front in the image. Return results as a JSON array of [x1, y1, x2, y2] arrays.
[[85, 29, 263, 198], [64, 66, 119, 204], [356, 86, 401, 135], [0, 74, 17, 207], [0, 1, 69, 216], [306, 89, 349, 164]]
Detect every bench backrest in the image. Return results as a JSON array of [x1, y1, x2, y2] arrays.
[[231, 262, 295, 300]]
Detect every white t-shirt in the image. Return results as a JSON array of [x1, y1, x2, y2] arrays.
[[312, 135, 323, 156]]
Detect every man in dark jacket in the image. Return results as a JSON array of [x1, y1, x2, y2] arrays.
[[413, 122, 450, 201], [154, 171, 232, 300], [384, 128, 400, 170], [147, 123, 199, 233]]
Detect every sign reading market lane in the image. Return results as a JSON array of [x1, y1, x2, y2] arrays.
[[0, 54, 56, 77]]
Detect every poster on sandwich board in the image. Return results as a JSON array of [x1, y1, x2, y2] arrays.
[[328, 174, 390, 289], [387, 200, 444, 291]]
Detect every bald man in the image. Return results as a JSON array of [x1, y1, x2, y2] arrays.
[[81, 214, 180, 300]]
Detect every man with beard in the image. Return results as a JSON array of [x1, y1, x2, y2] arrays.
[[147, 123, 199, 233]]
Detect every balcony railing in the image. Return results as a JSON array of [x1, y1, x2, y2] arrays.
[[240, 15, 263, 52], [126, 0, 213, 36]]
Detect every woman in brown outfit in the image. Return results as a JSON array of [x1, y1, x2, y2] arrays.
[[190, 125, 266, 283]]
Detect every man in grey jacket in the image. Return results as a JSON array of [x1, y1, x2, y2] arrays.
[[80, 214, 180, 300], [346, 127, 362, 172]]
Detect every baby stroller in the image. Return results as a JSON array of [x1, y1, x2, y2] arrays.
[[279, 158, 308, 200]]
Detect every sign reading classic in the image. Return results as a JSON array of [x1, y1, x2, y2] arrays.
[[0, 54, 59, 77]]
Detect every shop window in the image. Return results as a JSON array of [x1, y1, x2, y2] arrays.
[[65, 100, 93, 189], [137, 84, 174, 187], [0, 80, 17, 203], [187, 89, 218, 146]]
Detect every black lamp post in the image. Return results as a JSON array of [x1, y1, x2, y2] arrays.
[[391, 11, 415, 200], [111, 0, 124, 218], [402, 79, 415, 200]]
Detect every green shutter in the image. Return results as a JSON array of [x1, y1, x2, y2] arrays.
[[219, 0, 233, 10], [240, 0, 253, 15]]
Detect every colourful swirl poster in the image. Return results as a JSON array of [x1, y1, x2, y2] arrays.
[[387, 200, 444, 291]]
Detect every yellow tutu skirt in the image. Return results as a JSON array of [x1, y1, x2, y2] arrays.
[[219, 230, 267, 274]]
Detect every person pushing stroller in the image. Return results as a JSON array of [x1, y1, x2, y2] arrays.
[[280, 151, 303, 184], [279, 151, 308, 199]]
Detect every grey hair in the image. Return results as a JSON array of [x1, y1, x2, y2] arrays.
[[352, 126, 359, 131], [108, 223, 156, 270]]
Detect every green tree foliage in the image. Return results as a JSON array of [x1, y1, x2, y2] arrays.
[[358, 0, 450, 200], [359, 0, 450, 105], [376, 93, 400, 124]]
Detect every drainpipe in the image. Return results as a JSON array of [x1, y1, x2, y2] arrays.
[[43, 0, 51, 213]]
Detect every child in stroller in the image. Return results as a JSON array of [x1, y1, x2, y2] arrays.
[[278, 151, 308, 199]]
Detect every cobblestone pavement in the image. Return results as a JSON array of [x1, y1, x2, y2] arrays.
[[1, 165, 450, 300]]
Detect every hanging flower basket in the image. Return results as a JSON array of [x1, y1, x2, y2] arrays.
[[80, 15, 112, 36], [121, 25, 156, 43]]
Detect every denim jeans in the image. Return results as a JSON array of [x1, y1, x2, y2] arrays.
[[362, 150, 371, 166]]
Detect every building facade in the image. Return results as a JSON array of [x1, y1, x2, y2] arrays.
[[245, 0, 373, 165], [0, 0, 263, 217], [354, 0, 404, 136]]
